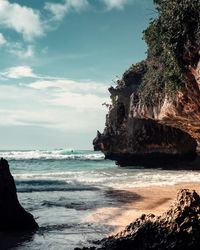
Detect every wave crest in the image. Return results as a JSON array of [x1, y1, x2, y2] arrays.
[[16, 179, 99, 193], [0, 149, 104, 161]]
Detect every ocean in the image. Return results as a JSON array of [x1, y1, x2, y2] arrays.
[[1, 149, 200, 249]]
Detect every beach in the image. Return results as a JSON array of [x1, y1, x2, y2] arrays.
[[85, 183, 200, 235], [0, 1, 199, 250], [1, 149, 200, 249]]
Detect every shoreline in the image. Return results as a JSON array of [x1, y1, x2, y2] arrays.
[[84, 182, 200, 235]]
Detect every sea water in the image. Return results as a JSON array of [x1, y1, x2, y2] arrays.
[[1, 149, 200, 249]]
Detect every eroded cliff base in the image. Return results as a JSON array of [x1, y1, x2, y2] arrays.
[[105, 152, 197, 168], [94, 118, 198, 167]]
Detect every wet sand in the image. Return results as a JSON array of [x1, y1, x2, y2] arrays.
[[84, 183, 200, 234]]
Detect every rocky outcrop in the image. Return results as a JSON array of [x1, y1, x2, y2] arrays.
[[93, 61, 200, 166], [94, 117, 197, 166], [75, 189, 200, 250], [93, 70, 199, 165], [93, 1, 200, 166], [0, 158, 38, 231]]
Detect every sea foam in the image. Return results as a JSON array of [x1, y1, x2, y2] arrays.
[[0, 149, 104, 161]]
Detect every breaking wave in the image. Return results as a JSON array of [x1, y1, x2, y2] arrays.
[[0, 149, 104, 161], [15, 179, 99, 193]]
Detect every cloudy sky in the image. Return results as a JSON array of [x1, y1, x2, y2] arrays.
[[0, 0, 154, 150]]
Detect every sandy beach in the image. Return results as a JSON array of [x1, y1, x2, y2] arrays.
[[85, 183, 200, 235]]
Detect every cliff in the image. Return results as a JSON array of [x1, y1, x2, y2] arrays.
[[93, 0, 200, 166]]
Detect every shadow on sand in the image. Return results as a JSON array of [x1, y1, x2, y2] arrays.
[[104, 189, 142, 204]]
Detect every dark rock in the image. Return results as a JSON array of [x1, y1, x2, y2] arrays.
[[76, 189, 200, 250], [94, 117, 197, 167], [0, 158, 38, 231], [0, 231, 35, 249]]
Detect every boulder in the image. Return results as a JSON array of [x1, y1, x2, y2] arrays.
[[0, 158, 38, 231]]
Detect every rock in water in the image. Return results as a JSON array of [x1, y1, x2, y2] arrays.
[[0, 158, 38, 230], [76, 189, 200, 250]]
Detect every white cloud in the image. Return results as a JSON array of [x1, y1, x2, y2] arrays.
[[0, 0, 131, 47], [0, 66, 109, 131], [1, 66, 36, 79], [49, 92, 107, 110], [0, 78, 109, 131], [0, 66, 108, 95], [45, 0, 88, 21], [8, 43, 35, 58], [28, 79, 108, 95], [0, 0, 44, 41], [102, 0, 130, 10], [0, 33, 6, 46]]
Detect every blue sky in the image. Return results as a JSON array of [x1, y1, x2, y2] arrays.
[[0, 0, 155, 150]]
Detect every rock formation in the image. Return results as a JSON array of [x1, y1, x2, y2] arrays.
[[0, 158, 38, 231], [94, 118, 197, 166], [93, 0, 200, 166], [75, 189, 200, 250]]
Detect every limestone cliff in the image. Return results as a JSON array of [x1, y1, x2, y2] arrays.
[[93, 0, 200, 166]]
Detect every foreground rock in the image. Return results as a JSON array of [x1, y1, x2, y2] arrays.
[[75, 189, 200, 250], [0, 158, 38, 230]]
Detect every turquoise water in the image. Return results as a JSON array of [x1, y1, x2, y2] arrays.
[[1, 149, 200, 249]]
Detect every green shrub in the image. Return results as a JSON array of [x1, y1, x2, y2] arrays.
[[135, 0, 200, 105]]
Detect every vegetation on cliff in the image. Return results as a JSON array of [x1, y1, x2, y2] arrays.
[[121, 0, 200, 105]]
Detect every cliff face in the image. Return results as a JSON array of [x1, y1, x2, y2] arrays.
[[93, 77, 199, 166], [93, 1, 200, 166], [129, 62, 200, 143]]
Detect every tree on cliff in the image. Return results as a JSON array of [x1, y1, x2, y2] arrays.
[[134, 0, 200, 104]]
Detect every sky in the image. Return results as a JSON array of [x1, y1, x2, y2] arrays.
[[0, 0, 155, 150]]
